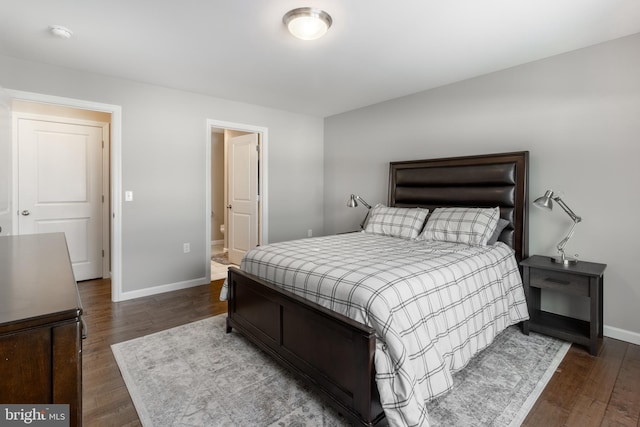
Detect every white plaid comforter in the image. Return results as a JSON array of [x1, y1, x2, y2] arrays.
[[221, 232, 529, 427]]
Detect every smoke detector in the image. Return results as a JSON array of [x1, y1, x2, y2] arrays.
[[49, 25, 73, 39]]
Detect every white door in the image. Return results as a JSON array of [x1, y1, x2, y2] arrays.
[[227, 133, 259, 265], [17, 117, 104, 281]]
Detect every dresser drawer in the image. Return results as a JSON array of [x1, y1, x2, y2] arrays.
[[529, 268, 589, 296]]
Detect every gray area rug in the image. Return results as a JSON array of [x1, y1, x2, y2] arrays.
[[111, 315, 569, 426], [211, 249, 230, 265]]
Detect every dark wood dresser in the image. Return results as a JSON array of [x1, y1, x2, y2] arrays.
[[0, 233, 83, 427]]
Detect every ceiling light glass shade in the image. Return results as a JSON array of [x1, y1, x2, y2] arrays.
[[283, 7, 332, 40]]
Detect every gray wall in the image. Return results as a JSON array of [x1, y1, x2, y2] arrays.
[[2, 33, 638, 342], [0, 54, 324, 295], [324, 33, 640, 342]]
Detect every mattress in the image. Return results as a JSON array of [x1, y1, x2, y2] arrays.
[[221, 232, 529, 427]]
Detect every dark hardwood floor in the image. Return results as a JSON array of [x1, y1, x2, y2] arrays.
[[79, 278, 227, 426], [79, 278, 640, 427], [522, 336, 640, 427]]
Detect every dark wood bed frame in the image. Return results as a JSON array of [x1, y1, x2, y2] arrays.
[[226, 151, 529, 426]]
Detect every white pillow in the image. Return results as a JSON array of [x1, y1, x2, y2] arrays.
[[364, 204, 429, 239], [418, 207, 500, 246]]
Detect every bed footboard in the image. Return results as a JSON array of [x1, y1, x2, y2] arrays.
[[226, 267, 386, 426]]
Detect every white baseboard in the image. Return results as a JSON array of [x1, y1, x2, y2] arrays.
[[211, 239, 224, 246], [604, 325, 640, 346], [117, 277, 209, 302]]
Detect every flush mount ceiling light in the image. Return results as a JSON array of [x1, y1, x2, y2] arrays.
[[49, 25, 73, 39], [283, 7, 332, 40]]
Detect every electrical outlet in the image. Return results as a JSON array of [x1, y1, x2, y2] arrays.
[[307, 229, 313, 237], [183, 243, 190, 253]]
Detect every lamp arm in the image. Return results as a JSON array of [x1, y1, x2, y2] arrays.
[[553, 196, 582, 223], [555, 220, 577, 257], [359, 210, 370, 229], [356, 196, 372, 210]]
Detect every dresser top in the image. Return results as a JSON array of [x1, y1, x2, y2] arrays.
[[0, 233, 82, 331]]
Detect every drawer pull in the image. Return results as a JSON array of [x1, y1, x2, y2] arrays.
[[544, 277, 570, 285]]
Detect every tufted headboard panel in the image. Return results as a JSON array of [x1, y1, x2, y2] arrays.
[[388, 151, 529, 261]]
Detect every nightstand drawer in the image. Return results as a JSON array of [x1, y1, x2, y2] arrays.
[[529, 268, 589, 296]]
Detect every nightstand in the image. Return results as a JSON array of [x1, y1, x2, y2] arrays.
[[520, 255, 606, 356]]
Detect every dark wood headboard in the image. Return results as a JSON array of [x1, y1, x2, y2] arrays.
[[388, 151, 529, 262]]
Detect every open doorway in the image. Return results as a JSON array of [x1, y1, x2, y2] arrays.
[[206, 119, 268, 281], [6, 89, 123, 301]]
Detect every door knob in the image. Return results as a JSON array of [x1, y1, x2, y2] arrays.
[[227, 204, 232, 209], [21, 210, 30, 216]]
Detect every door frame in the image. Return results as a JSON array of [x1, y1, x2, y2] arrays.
[[206, 119, 268, 276], [12, 111, 110, 279], [7, 89, 123, 300]]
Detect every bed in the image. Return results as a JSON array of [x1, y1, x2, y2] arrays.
[[224, 151, 529, 426]]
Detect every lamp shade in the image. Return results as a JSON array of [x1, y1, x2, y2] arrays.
[[533, 190, 554, 210]]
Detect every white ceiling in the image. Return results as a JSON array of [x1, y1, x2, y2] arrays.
[[2, 0, 640, 117]]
